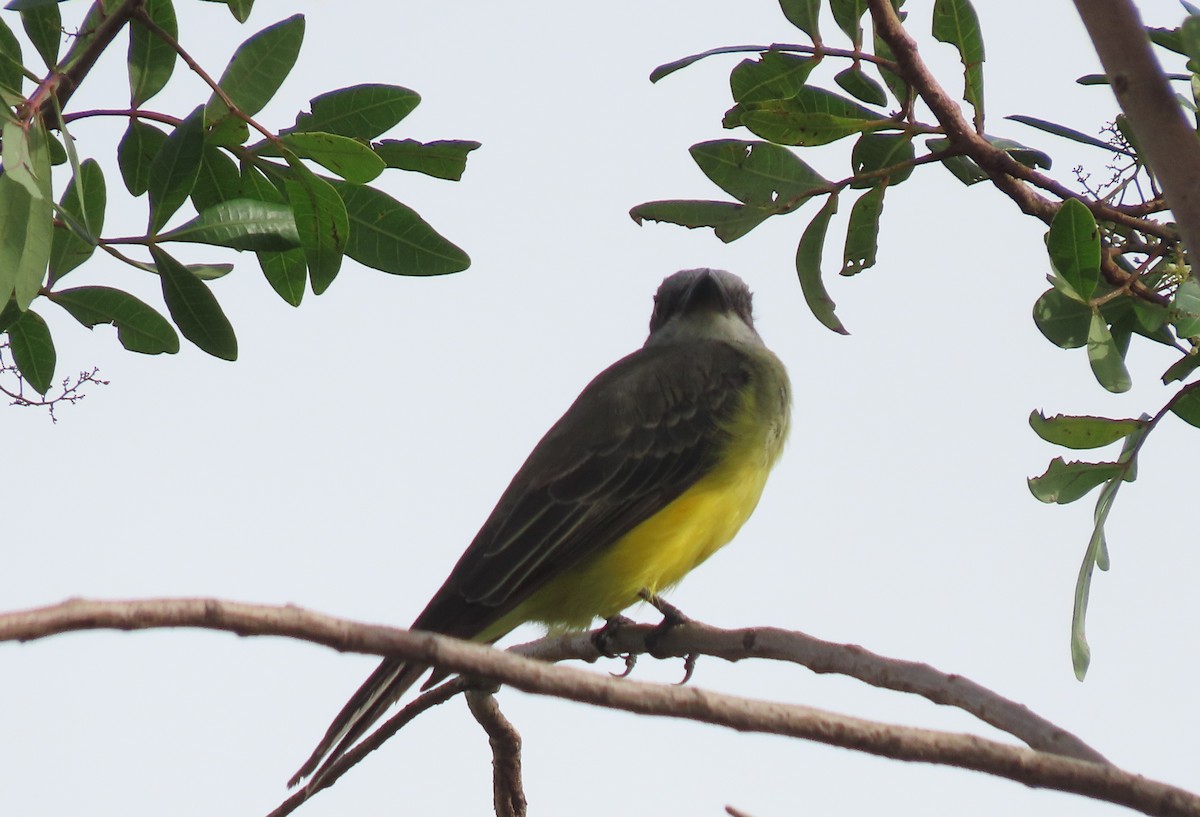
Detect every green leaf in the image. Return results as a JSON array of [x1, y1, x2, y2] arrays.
[[207, 116, 249, 148], [795, 194, 847, 334], [0, 173, 52, 310], [128, 0, 177, 106], [689, 139, 827, 207], [727, 87, 888, 147], [150, 245, 237, 360], [1170, 384, 1200, 428], [49, 157, 105, 283], [19, 1, 59, 68], [1047, 198, 1100, 301], [1162, 351, 1200, 384], [0, 297, 19, 333], [157, 197, 300, 251], [50, 285, 179, 354], [1028, 411, 1146, 449], [257, 247, 306, 306], [1183, 16, 1200, 62], [1087, 310, 1132, 393], [1170, 277, 1200, 338], [1070, 426, 1143, 679], [985, 135, 1051, 170], [205, 14, 305, 124], [842, 184, 885, 275], [830, 0, 866, 47], [285, 167, 347, 293], [1032, 287, 1091, 348], [835, 66, 887, 106], [873, 30, 908, 104], [1028, 457, 1124, 504], [778, 0, 820, 41], [293, 84, 420, 140], [1150, 26, 1186, 55], [372, 139, 480, 181], [6, 307, 53, 393], [191, 142, 242, 211], [3, 116, 51, 200], [630, 199, 769, 243], [1006, 114, 1132, 155], [117, 119, 167, 196], [0, 15, 23, 94], [280, 132, 384, 183], [850, 132, 915, 186], [239, 160, 285, 203], [932, 0, 985, 129], [331, 180, 471, 276], [210, 0, 253, 23], [148, 108, 204, 233], [650, 46, 758, 84], [729, 52, 816, 104]]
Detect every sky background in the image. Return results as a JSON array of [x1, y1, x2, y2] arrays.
[[5, 1, 1199, 816]]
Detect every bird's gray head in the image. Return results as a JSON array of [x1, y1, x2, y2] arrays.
[[646, 268, 761, 347]]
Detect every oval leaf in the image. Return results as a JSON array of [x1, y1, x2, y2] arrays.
[[1087, 310, 1132, 393], [128, 0, 176, 106], [6, 307, 54, 393], [150, 245, 237, 360], [690, 139, 827, 207], [331, 180, 471, 276], [206, 14, 305, 123], [51, 285, 179, 354], [795, 193, 848, 334], [1028, 457, 1123, 504], [1028, 411, 1146, 450], [148, 108, 204, 233], [285, 168, 347, 293], [294, 84, 421, 140], [158, 197, 300, 251], [282, 132, 385, 183], [1047, 198, 1100, 301]]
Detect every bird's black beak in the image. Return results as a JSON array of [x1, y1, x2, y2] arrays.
[[680, 269, 731, 314]]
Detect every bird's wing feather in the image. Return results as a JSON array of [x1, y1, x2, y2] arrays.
[[418, 339, 752, 631], [291, 339, 753, 788]]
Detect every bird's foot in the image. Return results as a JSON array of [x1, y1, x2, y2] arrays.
[[591, 614, 639, 677], [637, 590, 699, 684]]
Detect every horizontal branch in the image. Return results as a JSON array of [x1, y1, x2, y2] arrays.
[[4, 597, 1199, 817], [514, 620, 1107, 764]]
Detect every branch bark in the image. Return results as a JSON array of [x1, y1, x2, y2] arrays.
[[1071, 0, 1200, 262], [5, 597, 1200, 817]]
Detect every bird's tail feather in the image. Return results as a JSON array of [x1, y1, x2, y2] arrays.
[[288, 659, 428, 788]]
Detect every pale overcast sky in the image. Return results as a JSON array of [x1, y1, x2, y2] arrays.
[[5, 2, 1198, 816]]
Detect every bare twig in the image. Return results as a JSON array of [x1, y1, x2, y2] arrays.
[[513, 621, 1107, 765], [467, 689, 527, 817], [5, 597, 1200, 817], [1072, 0, 1200, 262]]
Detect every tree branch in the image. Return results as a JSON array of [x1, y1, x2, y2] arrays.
[[867, 0, 1173, 303], [5, 597, 1200, 817], [1071, 0, 1200, 261], [513, 620, 1107, 765], [467, 689, 527, 817]]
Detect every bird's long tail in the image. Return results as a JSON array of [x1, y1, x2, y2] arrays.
[[288, 659, 428, 789]]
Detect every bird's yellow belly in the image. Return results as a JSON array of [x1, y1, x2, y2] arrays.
[[507, 452, 771, 633]]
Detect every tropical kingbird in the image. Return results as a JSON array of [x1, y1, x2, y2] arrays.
[[290, 268, 791, 788]]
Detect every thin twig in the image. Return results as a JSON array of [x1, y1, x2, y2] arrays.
[[132, 7, 287, 152]]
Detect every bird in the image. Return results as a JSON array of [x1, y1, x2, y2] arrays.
[[289, 268, 791, 789]]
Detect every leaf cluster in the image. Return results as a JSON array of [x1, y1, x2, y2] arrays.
[[633, 0, 1200, 676], [0, 0, 477, 396]]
